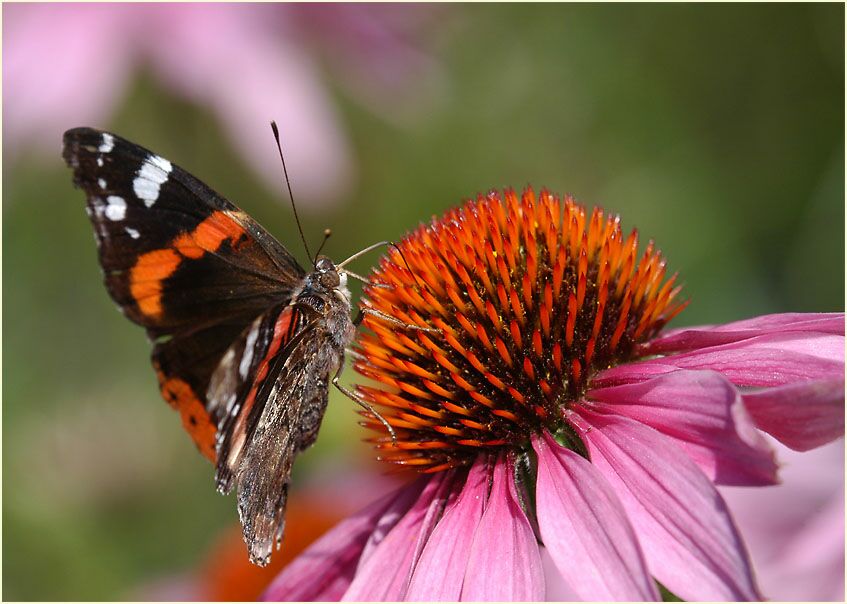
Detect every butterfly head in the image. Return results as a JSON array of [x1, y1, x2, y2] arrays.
[[302, 255, 350, 308], [314, 255, 341, 288]]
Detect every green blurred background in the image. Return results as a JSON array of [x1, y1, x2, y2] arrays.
[[3, 3, 843, 600]]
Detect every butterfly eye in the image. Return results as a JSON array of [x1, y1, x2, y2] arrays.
[[315, 256, 333, 271], [320, 270, 340, 289]]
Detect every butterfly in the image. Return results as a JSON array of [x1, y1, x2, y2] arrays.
[[62, 126, 419, 566]]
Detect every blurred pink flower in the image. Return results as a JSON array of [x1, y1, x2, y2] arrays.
[[3, 3, 443, 208], [262, 189, 845, 601], [720, 438, 845, 601]]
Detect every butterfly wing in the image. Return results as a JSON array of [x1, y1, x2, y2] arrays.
[[63, 127, 306, 460], [208, 302, 334, 565], [209, 302, 309, 491]]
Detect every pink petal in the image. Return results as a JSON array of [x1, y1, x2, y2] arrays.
[[571, 408, 760, 601], [532, 433, 659, 601], [262, 477, 424, 601], [617, 332, 843, 388], [644, 312, 844, 355], [461, 456, 544, 601], [539, 547, 581, 600], [587, 369, 778, 486], [406, 456, 491, 600], [342, 469, 459, 601], [356, 475, 430, 566], [592, 361, 680, 387], [743, 378, 845, 451]]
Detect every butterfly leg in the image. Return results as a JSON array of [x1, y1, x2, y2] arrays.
[[354, 307, 439, 333], [332, 363, 398, 446]]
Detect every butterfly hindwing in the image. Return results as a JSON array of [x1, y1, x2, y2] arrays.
[[63, 127, 306, 459], [232, 309, 334, 566], [201, 300, 331, 565], [209, 303, 307, 488]]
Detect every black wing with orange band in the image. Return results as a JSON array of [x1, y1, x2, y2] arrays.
[[63, 128, 305, 460]]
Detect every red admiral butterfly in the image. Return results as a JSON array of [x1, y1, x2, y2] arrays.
[[63, 126, 422, 566]]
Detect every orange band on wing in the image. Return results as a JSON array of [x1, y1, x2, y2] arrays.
[[130, 249, 182, 317], [130, 211, 247, 319], [173, 211, 246, 259], [158, 372, 217, 462]]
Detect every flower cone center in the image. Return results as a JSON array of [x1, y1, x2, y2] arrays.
[[354, 188, 687, 472]]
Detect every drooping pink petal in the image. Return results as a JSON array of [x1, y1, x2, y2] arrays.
[[262, 477, 425, 601], [405, 455, 491, 600], [532, 433, 659, 601], [742, 378, 845, 451], [460, 455, 544, 601], [539, 547, 581, 600], [618, 332, 843, 388], [353, 475, 431, 566], [644, 312, 844, 355], [587, 369, 778, 486], [571, 408, 760, 601], [342, 469, 458, 601]]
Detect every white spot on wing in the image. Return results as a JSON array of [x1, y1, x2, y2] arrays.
[[239, 322, 261, 378], [125, 227, 140, 239], [133, 155, 172, 207], [97, 178, 106, 189], [149, 155, 172, 173], [96, 157, 104, 167], [220, 348, 236, 368], [98, 133, 114, 153], [104, 196, 127, 221]]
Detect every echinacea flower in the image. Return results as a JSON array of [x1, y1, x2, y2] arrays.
[[265, 188, 844, 601]]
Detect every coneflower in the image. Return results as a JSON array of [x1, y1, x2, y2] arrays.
[[265, 188, 844, 601]]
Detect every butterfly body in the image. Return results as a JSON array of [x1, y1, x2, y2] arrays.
[[63, 127, 354, 565]]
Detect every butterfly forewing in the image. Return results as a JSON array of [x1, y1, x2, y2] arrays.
[[63, 127, 305, 459], [63, 128, 304, 329]]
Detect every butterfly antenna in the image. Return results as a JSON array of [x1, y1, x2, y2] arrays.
[[314, 229, 332, 263], [270, 121, 312, 261], [389, 243, 428, 292], [337, 240, 427, 291]]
